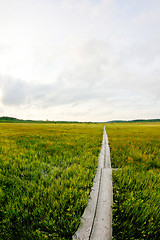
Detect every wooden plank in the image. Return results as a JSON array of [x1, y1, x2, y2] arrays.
[[72, 127, 113, 240]]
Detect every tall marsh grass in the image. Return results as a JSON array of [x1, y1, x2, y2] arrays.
[[0, 123, 103, 239], [106, 123, 160, 239]]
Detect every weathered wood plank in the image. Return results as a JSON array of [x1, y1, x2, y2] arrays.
[[72, 127, 113, 240]]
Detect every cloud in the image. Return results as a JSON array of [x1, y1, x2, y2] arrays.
[[0, 0, 160, 121], [0, 76, 29, 105]]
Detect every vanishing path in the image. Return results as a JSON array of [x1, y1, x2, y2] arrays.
[[73, 126, 113, 240]]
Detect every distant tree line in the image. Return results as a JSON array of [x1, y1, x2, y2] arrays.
[[0, 116, 160, 124]]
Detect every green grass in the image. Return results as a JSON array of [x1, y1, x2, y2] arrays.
[[2, 122, 160, 239], [106, 123, 160, 239], [0, 123, 103, 239]]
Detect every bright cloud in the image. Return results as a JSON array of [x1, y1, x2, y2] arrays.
[[0, 0, 160, 121]]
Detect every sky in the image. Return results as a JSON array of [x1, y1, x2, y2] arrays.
[[0, 0, 160, 122]]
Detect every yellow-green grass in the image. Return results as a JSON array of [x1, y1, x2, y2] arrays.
[[106, 122, 160, 239], [0, 123, 103, 240]]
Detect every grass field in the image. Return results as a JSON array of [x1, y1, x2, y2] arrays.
[[106, 122, 160, 239], [0, 123, 103, 240], [1, 122, 160, 239]]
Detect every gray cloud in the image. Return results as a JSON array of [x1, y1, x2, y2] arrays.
[[0, 76, 29, 105]]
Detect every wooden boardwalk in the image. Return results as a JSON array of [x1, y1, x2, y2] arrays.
[[73, 127, 113, 240]]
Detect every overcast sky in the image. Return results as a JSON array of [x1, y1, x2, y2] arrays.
[[0, 0, 160, 121]]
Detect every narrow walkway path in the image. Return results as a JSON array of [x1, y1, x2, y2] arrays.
[[73, 126, 113, 240]]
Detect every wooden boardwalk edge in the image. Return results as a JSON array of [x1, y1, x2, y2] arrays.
[[72, 127, 113, 240]]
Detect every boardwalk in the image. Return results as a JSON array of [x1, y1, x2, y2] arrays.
[[73, 127, 113, 240]]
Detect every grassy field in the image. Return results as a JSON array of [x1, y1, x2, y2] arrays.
[[0, 123, 103, 240], [106, 123, 160, 239], [1, 122, 160, 240]]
